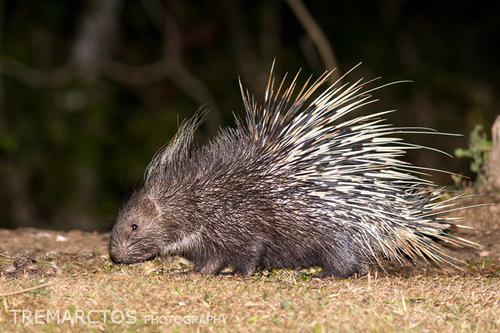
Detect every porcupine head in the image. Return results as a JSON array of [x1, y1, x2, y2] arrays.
[[108, 116, 203, 266], [109, 65, 476, 278]]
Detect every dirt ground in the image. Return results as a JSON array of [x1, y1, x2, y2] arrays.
[[0, 194, 499, 332]]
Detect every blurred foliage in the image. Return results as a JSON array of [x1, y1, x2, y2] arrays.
[[454, 125, 492, 187], [0, 0, 498, 230]]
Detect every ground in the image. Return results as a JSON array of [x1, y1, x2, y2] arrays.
[[0, 194, 499, 332]]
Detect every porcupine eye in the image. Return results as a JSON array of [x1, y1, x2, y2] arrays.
[[131, 223, 138, 231]]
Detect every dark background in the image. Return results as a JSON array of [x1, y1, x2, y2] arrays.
[[0, 0, 498, 231]]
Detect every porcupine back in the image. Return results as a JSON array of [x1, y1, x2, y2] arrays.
[[109, 65, 475, 278]]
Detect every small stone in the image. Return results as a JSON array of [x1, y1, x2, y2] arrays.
[[4, 264, 16, 274]]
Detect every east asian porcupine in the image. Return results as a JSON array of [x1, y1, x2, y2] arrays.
[[109, 65, 476, 279]]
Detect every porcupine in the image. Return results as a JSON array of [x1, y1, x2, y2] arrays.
[[108, 64, 475, 279]]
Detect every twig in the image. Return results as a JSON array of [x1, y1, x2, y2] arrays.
[[0, 282, 51, 297], [0, 57, 77, 89], [0, 0, 7, 131], [140, 0, 166, 33], [485, 116, 500, 189], [285, 0, 340, 82]]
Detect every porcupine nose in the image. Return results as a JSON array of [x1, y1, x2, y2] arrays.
[[108, 242, 128, 264], [108, 249, 121, 263]]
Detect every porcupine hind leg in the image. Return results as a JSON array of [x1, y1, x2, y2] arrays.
[[313, 242, 370, 279]]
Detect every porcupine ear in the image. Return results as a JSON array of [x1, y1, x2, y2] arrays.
[[145, 109, 208, 182]]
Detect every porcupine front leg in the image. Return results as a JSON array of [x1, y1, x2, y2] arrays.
[[231, 261, 258, 277], [227, 243, 266, 277], [192, 257, 227, 275]]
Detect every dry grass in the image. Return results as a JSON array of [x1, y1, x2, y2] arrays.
[[1, 251, 499, 332]]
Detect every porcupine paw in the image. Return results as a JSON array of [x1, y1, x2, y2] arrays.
[[356, 264, 370, 277], [313, 262, 369, 279], [312, 267, 344, 279]]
